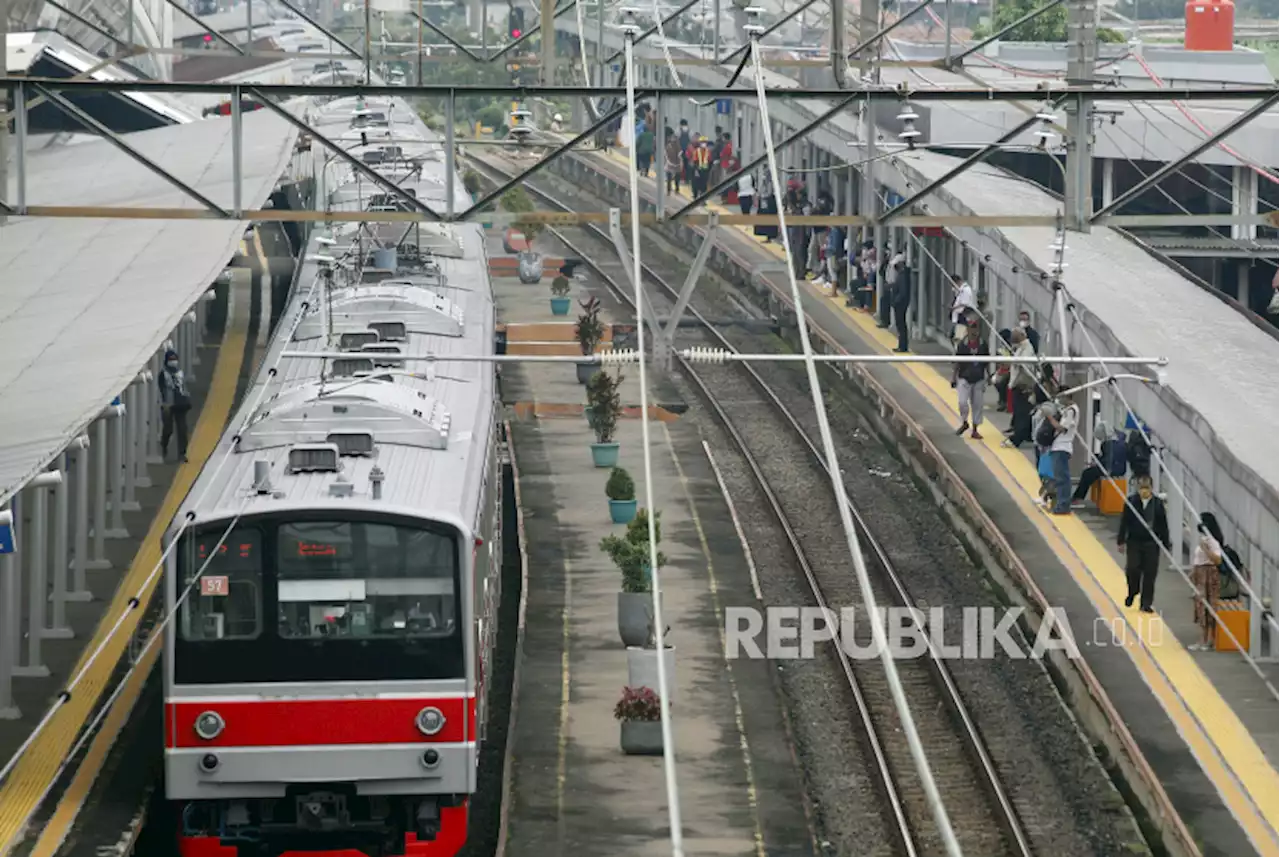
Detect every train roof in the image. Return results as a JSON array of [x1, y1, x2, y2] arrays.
[[176, 97, 494, 538]]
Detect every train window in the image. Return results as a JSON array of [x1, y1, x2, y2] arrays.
[[275, 521, 457, 640], [179, 528, 263, 641]]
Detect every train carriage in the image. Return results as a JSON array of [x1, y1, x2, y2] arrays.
[[166, 96, 499, 857]]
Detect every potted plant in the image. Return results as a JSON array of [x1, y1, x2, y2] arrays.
[[574, 298, 605, 384], [627, 619, 676, 706], [550, 274, 572, 316], [462, 168, 482, 202], [605, 466, 637, 523], [602, 509, 667, 647], [615, 686, 663, 756], [586, 368, 621, 468], [501, 186, 545, 283]]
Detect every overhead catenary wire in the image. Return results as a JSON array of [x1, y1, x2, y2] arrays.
[[621, 18, 685, 857], [745, 19, 965, 857]]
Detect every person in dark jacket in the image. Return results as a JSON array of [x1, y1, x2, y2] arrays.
[[1016, 309, 1040, 353], [1117, 475, 1170, 612], [952, 325, 989, 439], [158, 348, 191, 463], [890, 254, 911, 353]]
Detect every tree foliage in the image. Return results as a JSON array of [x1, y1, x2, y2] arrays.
[[973, 0, 1130, 42]]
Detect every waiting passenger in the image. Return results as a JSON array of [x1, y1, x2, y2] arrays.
[[1126, 429, 1153, 480], [1046, 393, 1078, 515], [952, 324, 989, 440], [1017, 309, 1041, 353], [1002, 329, 1036, 448], [1117, 475, 1170, 613], [949, 273, 977, 342], [158, 349, 191, 463], [890, 255, 912, 353], [1188, 512, 1224, 651]]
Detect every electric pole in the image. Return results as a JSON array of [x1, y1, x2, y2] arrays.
[[1063, 0, 1098, 232], [541, 0, 557, 84]]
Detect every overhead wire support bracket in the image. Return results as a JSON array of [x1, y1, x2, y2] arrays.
[[249, 88, 443, 222], [606, 207, 667, 355], [31, 84, 231, 218], [878, 94, 1071, 223]]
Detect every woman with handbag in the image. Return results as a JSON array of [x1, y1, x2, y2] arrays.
[[159, 349, 192, 463]]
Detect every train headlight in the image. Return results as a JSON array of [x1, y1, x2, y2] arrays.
[[415, 706, 445, 736], [194, 711, 225, 740]]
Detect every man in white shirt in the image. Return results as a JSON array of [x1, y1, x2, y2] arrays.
[[950, 273, 976, 342], [1046, 395, 1077, 515]]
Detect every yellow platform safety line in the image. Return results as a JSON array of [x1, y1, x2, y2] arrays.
[[0, 303, 249, 856], [604, 144, 1280, 849]]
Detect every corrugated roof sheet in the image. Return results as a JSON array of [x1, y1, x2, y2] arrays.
[[0, 111, 298, 505]]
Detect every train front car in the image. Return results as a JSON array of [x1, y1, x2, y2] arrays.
[[166, 96, 497, 857]]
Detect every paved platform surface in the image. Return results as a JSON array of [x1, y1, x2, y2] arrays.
[[549, 146, 1280, 857], [0, 263, 261, 857], [495, 234, 813, 857]]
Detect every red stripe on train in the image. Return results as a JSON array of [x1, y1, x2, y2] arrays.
[[166, 697, 477, 748]]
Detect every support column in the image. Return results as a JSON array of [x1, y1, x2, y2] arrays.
[[183, 312, 198, 384], [1101, 157, 1114, 209], [46, 453, 73, 640], [0, 501, 20, 719], [90, 415, 116, 564], [540, 0, 557, 85], [106, 403, 130, 540], [134, 372, 153, 489], [69, 435, 93, 602], [147, 352, 163, 465], [121, 383, 141, 513], [655, 94, 666, 218], [16, 477, 57, 678], [1165, 456, 1184, 574], [1232, 165, 1259, 242]]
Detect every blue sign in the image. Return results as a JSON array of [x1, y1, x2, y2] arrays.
[[111, 396, 121, 406], [885, 191, 905, 208], [611, 63, 621, 73], [715, 98, 732, 115], [0, 522, 13, 555]]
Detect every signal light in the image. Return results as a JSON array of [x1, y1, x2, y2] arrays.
[[508, 7, 524, 39]]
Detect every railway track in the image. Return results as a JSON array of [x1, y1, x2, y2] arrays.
[[467, 150, 1035, 857]]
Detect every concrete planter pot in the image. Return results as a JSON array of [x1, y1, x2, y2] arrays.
[[627, 646, 676, 703], [620, 720, 664, 756], [609, 499, 638, 524], [576, 362, 597, 384], [590, 442, 619, 468], [550, 296, 571, 315], [617, 591, 653, 648]]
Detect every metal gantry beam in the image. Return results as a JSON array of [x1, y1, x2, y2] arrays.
[[273, 0, 364, 58], [5, 77, 1276, 102], [410, 9, 486, 63], [1091, 92, 1280, 222]]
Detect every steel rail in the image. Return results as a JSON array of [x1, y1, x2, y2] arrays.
[[467, 152, 1034, 857]]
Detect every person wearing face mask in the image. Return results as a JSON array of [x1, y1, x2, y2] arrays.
[[951, 323, 989, 439], [1117, 475, 1170, 613], [158, 349, 191, 463], [1016, 310, 1040, 353]]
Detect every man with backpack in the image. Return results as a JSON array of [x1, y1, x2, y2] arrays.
[[158, 348, 192, 463]]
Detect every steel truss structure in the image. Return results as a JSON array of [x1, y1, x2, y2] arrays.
[[0, 76, 1274, 225]]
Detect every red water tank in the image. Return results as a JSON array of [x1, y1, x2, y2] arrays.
[[1184, 0, 1235, 51]]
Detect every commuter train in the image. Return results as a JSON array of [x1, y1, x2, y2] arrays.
[[166, 95, 500, 857]]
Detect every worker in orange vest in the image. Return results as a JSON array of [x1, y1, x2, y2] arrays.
[[690, 137, 713, 198]]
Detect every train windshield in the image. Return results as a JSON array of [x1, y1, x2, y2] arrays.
[[174, 518, 465, 684], [275, 521, 457, 639]]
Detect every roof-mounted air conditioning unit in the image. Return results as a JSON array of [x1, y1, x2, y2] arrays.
[[287, 443, 341, 474]]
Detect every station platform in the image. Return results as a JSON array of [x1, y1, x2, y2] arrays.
[[492, 236, 813, 856], [0, 265, 258, 857], [535, 144, 1279, 857]]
